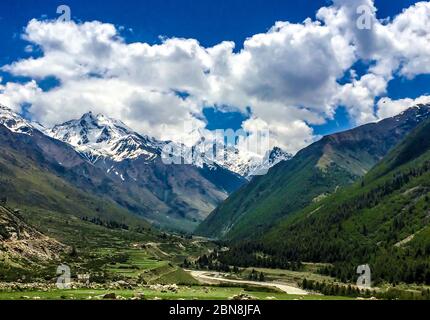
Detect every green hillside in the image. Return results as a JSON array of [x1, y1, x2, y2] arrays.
[[223, 118, 430, 285], [196, 144, 357, 239], [0, 125, 150, 231], [197, 106, 430, 240]]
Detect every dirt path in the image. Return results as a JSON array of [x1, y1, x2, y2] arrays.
[[188, 270, 309, 295]]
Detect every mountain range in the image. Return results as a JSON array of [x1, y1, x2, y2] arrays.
[[0, 104, 288, 232], [48, 111, 291, 179], [197, 104, 430, 240]]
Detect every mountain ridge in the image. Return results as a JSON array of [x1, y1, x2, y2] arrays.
[[196, 104, 430, 240], [48, 111, 290, 179], [0, 106, 247, 231], [252, 117, 430, 284]]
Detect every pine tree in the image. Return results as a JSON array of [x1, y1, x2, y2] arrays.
[[259, 272, 265, 282]]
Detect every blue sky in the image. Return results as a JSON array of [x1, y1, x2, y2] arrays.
[[0, 0, 429, 150]]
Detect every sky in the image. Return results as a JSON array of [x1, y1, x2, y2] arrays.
[[0, 0, 430, 153]]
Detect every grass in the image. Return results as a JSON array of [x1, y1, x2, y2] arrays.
[[241, 264, 336, 285], [0, 286, 352, 300], [155, 268, 199, 285], [105, 249, 167, 278]]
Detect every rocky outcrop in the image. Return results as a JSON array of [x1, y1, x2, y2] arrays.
[[0, 205, 66, 265]]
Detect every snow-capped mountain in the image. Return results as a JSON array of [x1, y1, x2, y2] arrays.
[[48, 111, 291, 177], [0, 104, 43, 135], [49, 112, 164, 163], [256, 146, 292, 174], [188, 132, 292, 178], [0, 105, 246, 231], [0, 105, 290, 178], [214, 145, 291, 178]]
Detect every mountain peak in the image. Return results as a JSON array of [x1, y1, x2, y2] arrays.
[[0, 104, 35, 135], [80, 111, 96, 121], [395, 103, 430, 119], [269, 146, 291, 160], [0, 104, 292, 177], [49, 112, 160, 163]]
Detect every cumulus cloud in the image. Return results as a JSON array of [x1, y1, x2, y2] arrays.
[[336, 73, 388, 124], [376, 95, 430, 119], [1, 1, 430, 153], [0, 80, 41, 112]]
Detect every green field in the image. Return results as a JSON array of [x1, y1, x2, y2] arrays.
[[0, 286, 350, 301], [240, 264, 336, 284]]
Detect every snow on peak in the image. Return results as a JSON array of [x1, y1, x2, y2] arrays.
[[0, 104, 41, 135], [49, 112, 162, 162], [216, 145, 292, 179], [189, 135, 292, 178], [0, 105, 290, 177], [396, 103, 430, 118]]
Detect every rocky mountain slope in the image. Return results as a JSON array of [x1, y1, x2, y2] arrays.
[[0, 204, 66, 273]]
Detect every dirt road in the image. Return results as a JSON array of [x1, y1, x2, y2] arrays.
[[189, 270, 309, 295]]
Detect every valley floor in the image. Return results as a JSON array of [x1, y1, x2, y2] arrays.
[[0, 285, 348, 301], [1, 206, 427, 301]]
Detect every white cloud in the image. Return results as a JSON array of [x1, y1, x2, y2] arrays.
[[0, 80, 41, 112], [321, 0, 430, 125], [376, 95, 430, 119], [336, 73, 389, 124], [1, 1, 430, 153]]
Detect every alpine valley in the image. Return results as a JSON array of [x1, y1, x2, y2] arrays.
[[0, 104, 290, 232], [2, 103, 430, 301]]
